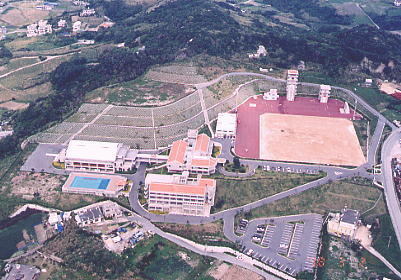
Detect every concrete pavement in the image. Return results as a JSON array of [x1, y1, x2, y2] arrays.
[[380, 129, 401, 250]]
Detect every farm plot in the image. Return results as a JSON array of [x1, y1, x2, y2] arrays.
[[0, 57, 39, 76], [0, 55, 73, 102], [0, 2, 48, 27]]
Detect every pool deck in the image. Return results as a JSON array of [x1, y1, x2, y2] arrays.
[[62, 172, 127, 197]]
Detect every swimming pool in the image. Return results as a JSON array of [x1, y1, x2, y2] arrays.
[[70, 176, 110, 190]]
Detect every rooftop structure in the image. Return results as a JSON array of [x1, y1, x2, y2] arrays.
[[0, 26, 6, 40], [263, 89, 279, 101], [62, 172, 128, 197], [286, 70, 298, 101], [72, 21, 82, 33], [26, 20, 52, 37], [327, 208, 360, 240], [145, 172, 216, 216], [58, 139, 167, 173], [395, 0, 401, 6], [75, 206, 103, 226], [319, 84, 331, 103], [80, 8, 95, 17], [248, 45, 267, 59], [73, 0, 89, 6], [58, 19, 67, 28], [364, 78, 373, 87], [216, 113, 237, 139], [166, 130, 221, 175], [3, 264, 40, 280]]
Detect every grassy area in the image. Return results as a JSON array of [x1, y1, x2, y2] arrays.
[[211, 169, 325, 212], [318, 231, 393, 280], [0, 55, 72, 102], [248, 177, 386, 219], [85, 76, 188, 105], [300, 71, 401, 121], [124, 234, 215, 280], [353, 118, 369, 157], [370, 214, 401, 272], [157, 221, 236, 248]]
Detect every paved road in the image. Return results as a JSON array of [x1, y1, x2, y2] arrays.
[[367, 120, 385, 166], [126, 212, 282, 279], [380, 129, 401, 250]]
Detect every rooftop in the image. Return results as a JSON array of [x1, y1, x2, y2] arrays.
[[216, 113, 237, 132], [149, 177, 215, 195], [341, 209, 360, 225], [167, 140, 188, 164], [65, 140, 120, 162], [320, 84, 331, 90], [194, 134, 210, 154]]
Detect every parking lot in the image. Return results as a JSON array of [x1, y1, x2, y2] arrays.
[[238, 214, 323, 276], [262, 165, 321, 175]]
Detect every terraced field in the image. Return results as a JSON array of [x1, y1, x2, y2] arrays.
[[31, 73, 289, 149]]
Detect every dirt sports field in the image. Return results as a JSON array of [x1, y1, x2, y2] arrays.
[[259, 113, 365, 166], [234, 95, 363, 165]]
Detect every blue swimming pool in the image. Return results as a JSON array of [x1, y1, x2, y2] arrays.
[[70, 176, 110, 190]]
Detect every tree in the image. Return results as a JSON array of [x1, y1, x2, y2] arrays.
[[233, 156, 241, 169]]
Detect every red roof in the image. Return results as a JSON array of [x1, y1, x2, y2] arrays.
[[191, 157, 217, 167], [167, 140, 187, 164], [149, 178, 215, 195], [194, 134, 210, 154]]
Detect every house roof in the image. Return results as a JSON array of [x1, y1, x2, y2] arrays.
[[194, 134, 210, 153], [341, 209, 359, 225], [167, 140, 188, 164], [216, 113, 237, 133], [65, 140, 120, 162], [149, 183, 206, 195]]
